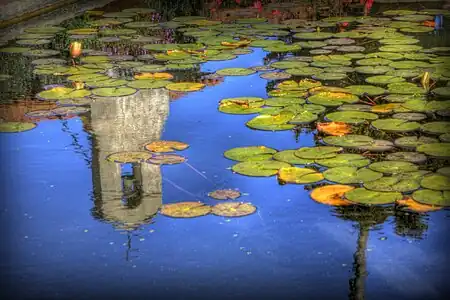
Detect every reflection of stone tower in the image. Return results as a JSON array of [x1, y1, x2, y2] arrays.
[[88, 88, 170, 229]]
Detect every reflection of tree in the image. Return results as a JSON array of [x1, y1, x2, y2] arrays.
[[393, 209, 429, 240], [86, 88, 169, 230]]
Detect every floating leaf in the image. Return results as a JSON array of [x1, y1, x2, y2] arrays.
[[364, 177, 420, 193], [208, 189, 241, 200], [417, 143, 450, 158], [219, 97, 265, 114], [324, 167, 383, 184], [92, 87, 137, 97], [246, 111, 295, 131], [369, 161, 419, 174], [295, 146, 342, 160], [394, 136, 439, 150], [160, 202, 211, 218], [165, 82, 205, 92], [396, 197, 442, 213], [371, 119, 420, 132], [37, 87, 91, 100], [273, 150, 314, 165], [106, 151, 152, 163], [392, 112, 426, 121], [345, 188, 403, 205], [412, 189, 450, 207], [211, 202, 256, 217], [387, 82, 426, 94], [316, 122, 351, 136], [420, 174, 450, 191], [307, 92, 359, 107], [224, 146, 277, 162], [310, 185, 354, 206], [216, 68, 255, 76], [231, 161, 291, 177], [278, 167, 324, 184], [345, 85, 386, 96], [260, 72, 292, 80], [323, 134, 374, 148], [420, 122, 450, 135], [386, 152, 427, 164], [144, 140, 189, 153], [316, 154, 370, 168], [326, 111, 379, 124], [365, 75, 405, 85], [147, 154, 186, 165], [127, 80, 171, 89], [354, 66, 392, 75], [0, 122, 36, 133]]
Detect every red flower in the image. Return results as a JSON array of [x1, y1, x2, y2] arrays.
[[272, 10, 281, 15]]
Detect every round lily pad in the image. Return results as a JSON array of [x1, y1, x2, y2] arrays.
[[294, 41, 327, 49], [165, 82, 205, 92], [379, 45, 423, 52], [420, 174, 450, 191], [127, 80, 171, 89], [208, 189, 241, 200], [23, 49, 60, 57], [386, 152, 427, 164], [278, 167, 324, 184], [345, 188, 403, 205], [412, 189, 450, 207], [326, 111, 378, 125], [432, 87, 450, 97], [264, 97, 305, 107], [394, 136, 439, 150], [144, 140, 188, 153], [24, 26, 64, 34], [31, 58, 65, 65], [355, 66, 392, 75], [345, 85, 386, 96], [285, 67, 324, 76], [323, 135, 373, 148], [0, 122, 36, 133], [396, 196, 442, 212], [313, 73, 347, 81], [337, 46, 365, 53], [293, 32, 334, 40], [357, 58, 393, 66], [160, 202, 211, 218], [324, 167, 383, 184], [365, 75, 405, 85], [421, 122, 450, 135], [389, 60, 431, 69], [364, 177, 420, 193], [294, 146, 342, 160], [371, 119, 420, 132], [392, 112, 427, 121], [231, 161, 291, 177], [288, 111, 318, 124], [147, 154, 186, 165], [246, 111, 295, 131], [271, 61, 309, 69], [37, 87, 91, 100], [273, 150, 314, 165], [316, 122, 352, 136], [316, 154, 370, 168], [369, 161, 419, 174], [224, 146, 277, 162], [307, 92, 359, 107], [211, 202, 256, 218], [357, 140, 395, 152], [0, 47, 31, 53], [325, 38, 355, 45], [263, 44, 302, 53], [417, 143, 450, 158], [86, 79, 128, 88], [106, 151, 151, 163], [219, 97, 265, 114], [260, 72, 292, 80], [437, 167, 450, 177], [92, 87, 137, 97], [310, 185, 354, 206]]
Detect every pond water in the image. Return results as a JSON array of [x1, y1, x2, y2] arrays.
[[1, 1, 450, 299]]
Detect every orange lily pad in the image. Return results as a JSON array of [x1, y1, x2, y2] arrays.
[[310, 185, 355, 206], [160, 201, 211, 218], [317, 122, 352, 136], [211, 202, 256, 217], [134, 72, 174, 80], [208, 189, 241, 200], [396, 197, 442, 213], [144, 140, 189, 152]]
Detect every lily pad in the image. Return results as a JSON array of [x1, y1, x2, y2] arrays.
[[294, 41, 327, 49], [293, 32, 334, 40], [160, 202, 211, 218], [288, 111, 318, 124], [323, 135, 374, 148], [144, 140, 189, 153], [437, 167, 450, 177], [365, 75, 405, 85], [92, 87, 137, 97], [307, 92, 359, 107], [412, 189, 450, 207], [323, 167, 383, 184], [432, 87, 450, 97], [278, 167, 324, 184], [326, 111, 378, 124], [345, 188, 403, 205], [386, 152, 427, 164], [270, 61, 309, 69], [23, 49, 60, 57], [364, 177, 420, 193], [357, 58, 394, 67], [394, 136, 439, 150], [336, 46, 365, 53], [147, 154, 186, 165], [369, 161, 419, 174], [260, 72, 292, 80], [211, 202, 256, 217], [0, 122, 36, 133], [246, 111, 295, 131], [420, 122, 450, 135], [313, 73, 347, 81], [294, 146, 342, 160], [417, 143, 450, 158], [231, 161, 291, 177], [420, 174, 450, 191], [345, 85, 386, 96], [379, 45, 423, 52], [208, 189, 241, 200], [357, 140, 395, 152], [310, 185, 354, 206], [219, 97, 265, 114], [263, 44, 302, 53], [224, 146, 277, 162], [371, 119, 420, 132], [392, 113, 427, 121], [273, 150, 314, 165], [440, 133, 450, 142], [316, 122, 352, 136], [106, 151, 152, 163], [354, 66, 393, 75], [216, 68, 255, 76], [264, 97, 305, 107], [316, 154, 370, 168], [37, 87, 91, 100], [165, 82, 205, 92], [127, 80, 171, 89]]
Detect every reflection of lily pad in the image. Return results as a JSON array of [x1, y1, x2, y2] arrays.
[[369, 161, 419, 174], [224, 146, 277, 162], [92, 87, 137, 97], [371, 119, 420, 132], [412, 190, 450, 207], [0, 122, 36, 133], [345, 188, 403, 205], [160, 202, 211, 218], [144, 140, 189, 153], [316, 154, 370, 168], [326, 111, 378, 124], [278, 167, 324, 184], [421, 174, 450, 191], [232, 161, 290, 177], [106, 151, 152, 163], [323, 135, 373, 148], [364, 177, 420, 193], [208, 189, 241, 200], [310, 185, 354, 206], [324, 167, 383, 184], [211, 202, 256, 217], [147, 154, 186, 165], [273, 150, 314, 165]]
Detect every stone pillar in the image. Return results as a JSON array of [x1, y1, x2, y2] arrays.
[[89, 88, 170, 230]]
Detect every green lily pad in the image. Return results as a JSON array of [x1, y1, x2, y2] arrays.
[[366, 52, 404, 60], [357, 140, 395, 152], [355, 66, 393, 75], [400, 26, 434, 33], [246, 111, 295, 131], [288, 111, 318, 124], [387, 82, 426, 95], [24, 26, 64, 34], [371, 119, 420, 132], [369, 161, 419, 174], [23, 49, 59, 57], [336, 45, 365, 53], [67, 73, 109, 82], [379, 45, 423, 52], [421, 122, 450, 135], [293, 32, 334, 40], [165, 82, 205, 92], [437, 167, 450, 177], [263, 44, 302, 53], [401, 100, 450, 112], [270, 61, 309, 69], [417, 143, 450, 158], [440, 133, 450, 142], [323, 135, 373, 148], [315, 154, 370, 168], [250, 39, 285, 47], [278, 167, 324, 184], [420, 174, 450, 191], [264, 97, 305, 107], [31, 58, 65, 65], [386, 69, 421, 78], [268, 89, 307, 98], [231, 161, 290, 177], [412, 189, 450, 207], [273, 150, 314, 165], [345, 85, 386, 96], [219, 97, 265, 114], [284, 104, 326, 115], [294, 41, 327, 49], [307, 92, 359, 107], [364, 177, 420, 193], [386, 152, 427, 164], [395, 136, 439, 150], [324, 167, 383, 184], [0, 122, 37, 133], [127, 80, 171, 89], [92, 87, 137, 97], [313, 73, 347, 81], [326, 111, 378, 124], [285, 67, 324, 76], [365, 75, 405, 85], [260, 72, 292, 80], [216, 68, 255, 76], [345, 188, 403, 206], [224, 146, 277, 162], [0, 47, 30, 53], [432, 87, 450, 97], [338, 104, 372, 112], [389, 60, 431, 69], [37, 87, 91, 100], [294, 146, 342, 160]]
